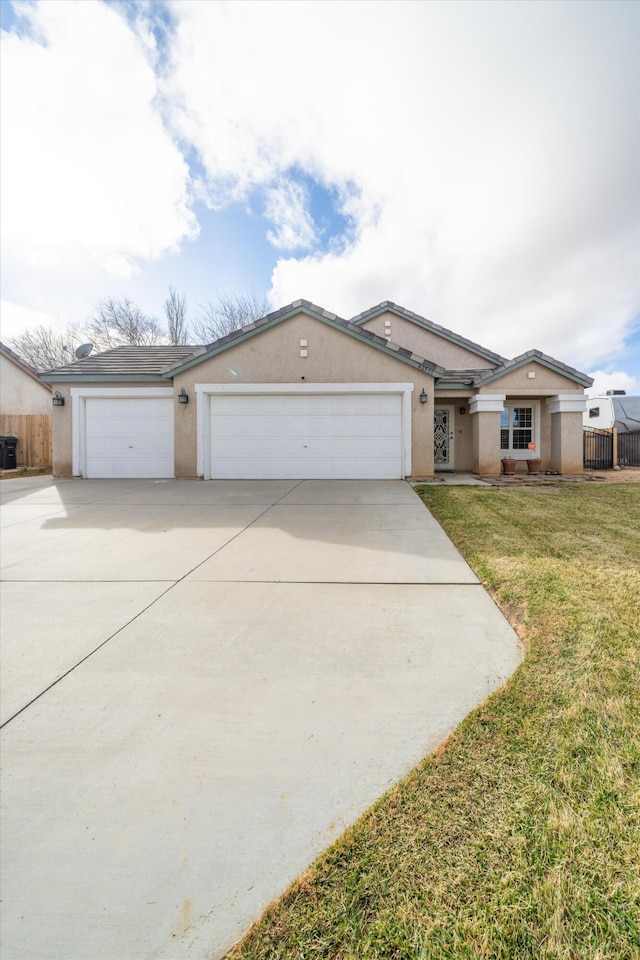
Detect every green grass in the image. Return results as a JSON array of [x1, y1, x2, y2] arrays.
[[230, 485, 640, 960]]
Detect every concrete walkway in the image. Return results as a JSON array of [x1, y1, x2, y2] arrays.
[[1, 478, 522, 960]]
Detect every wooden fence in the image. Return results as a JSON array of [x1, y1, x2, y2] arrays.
[[0, 414, 52, 468]]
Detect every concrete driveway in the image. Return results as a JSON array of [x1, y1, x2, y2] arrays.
[[1, 477, 522, 960]]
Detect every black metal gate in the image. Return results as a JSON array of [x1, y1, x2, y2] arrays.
[[618, 431, 640, 467], [583, 428, 613, 470]]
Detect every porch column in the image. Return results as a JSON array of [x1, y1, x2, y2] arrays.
[[546, 395, 587, 474], [469, 394, 505, 475]]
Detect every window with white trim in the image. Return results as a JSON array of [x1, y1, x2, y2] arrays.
[[500, 406, 533, 450]]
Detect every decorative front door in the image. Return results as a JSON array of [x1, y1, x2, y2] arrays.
[[434, 406, 455, 470]]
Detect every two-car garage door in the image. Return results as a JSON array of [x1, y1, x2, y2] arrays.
[[208, 393, 403, 479]]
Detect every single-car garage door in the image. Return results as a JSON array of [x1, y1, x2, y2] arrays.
[[209, 393, 403, 479], [85, 397, 174, 478]]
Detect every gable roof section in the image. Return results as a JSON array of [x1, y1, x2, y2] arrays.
[[0, 341, 52, 391], [350, 302, 507, 366], [166, 300, 444, 377], [40, 345, 204, 382], [474, 349, 593, 388]]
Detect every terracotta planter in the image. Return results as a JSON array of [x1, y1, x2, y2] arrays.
[[501, 458, 517, 475], [527, 458, 543, 474]]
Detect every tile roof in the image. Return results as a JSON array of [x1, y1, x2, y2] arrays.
[[36, 307, 592, 388], [350, 301, 507, 365], [437, 369, 495, 385], [40, 345, 203, 380], [166, 300, 445, 377], [474, 349, 593, 388]]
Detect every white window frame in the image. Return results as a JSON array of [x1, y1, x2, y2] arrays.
[[195, 382, 414, 480], [70, 387, 174, 477], [500, 400, 541, 459]]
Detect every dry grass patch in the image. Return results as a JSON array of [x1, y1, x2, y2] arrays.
[[230, 485, 640, 960]]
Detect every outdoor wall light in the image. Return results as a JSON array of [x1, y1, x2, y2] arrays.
[[178, 388, 189, 404], [419, 389, 428, 404], [52, 391, 65, 406], [459, 405, 467, 415]]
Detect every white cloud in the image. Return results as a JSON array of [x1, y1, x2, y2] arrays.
[[0, 0, 197, 314], [587, 371, 640, 398], [2, 0, 638, 381], [263, 180, 317, 251], [0, 300, 56, 341], [165, 0, 639, 371]]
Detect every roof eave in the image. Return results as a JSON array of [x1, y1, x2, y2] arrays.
[[475, 353, 593, 388], [168, 303, 443, 377], [350, 302, 507, 366], [40, 373, 171, 383]]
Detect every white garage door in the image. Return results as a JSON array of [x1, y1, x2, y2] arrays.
[[209, 393, 403, 479], [85, 398, 174, 478]]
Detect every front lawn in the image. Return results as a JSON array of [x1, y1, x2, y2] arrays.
[[230, 485, 640, 960]]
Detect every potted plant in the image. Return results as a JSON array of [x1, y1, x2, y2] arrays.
[[501, 457, 517, 475], [526, 458, 543, 474]]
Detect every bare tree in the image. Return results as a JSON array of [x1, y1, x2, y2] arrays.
[[191, 292, 269, 344], [7, 324, 82, 372], [86, 297, 164, 351], [165, 286, 189, 345]]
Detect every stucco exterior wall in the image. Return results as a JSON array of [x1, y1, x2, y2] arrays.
[[0, 355, 52, 415], [360, 312, 498, 370], [172, 313, 435, 478], [480, 362, 584, 394], [51, 384, 73, 476], [472, 410, 503, 474], [551, 411, 584, 474]]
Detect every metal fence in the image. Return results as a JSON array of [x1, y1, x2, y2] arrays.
[[618, 431, 640, 467], [583, 428, 613, 470]]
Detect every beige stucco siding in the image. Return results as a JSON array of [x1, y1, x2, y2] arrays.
[[480, 363, 585, 394], [551, 411, 584, 474], [360, 312, 498, 370], [173, 313, 435, 478], [51, 384, 73, 476], [0, 355, 52, 415]]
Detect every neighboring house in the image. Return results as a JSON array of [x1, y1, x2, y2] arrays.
[[0, 341, 52, 416], [40, 300, 592, 479], [584, 393, 640, 433]]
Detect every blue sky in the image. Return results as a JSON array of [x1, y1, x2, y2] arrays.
[[1, 0, 638, 394]]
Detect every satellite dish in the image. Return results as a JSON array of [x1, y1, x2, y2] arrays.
[[75, 343, 93, 360]]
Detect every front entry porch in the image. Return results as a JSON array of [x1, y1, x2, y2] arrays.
[[434, 394, 586, 477]]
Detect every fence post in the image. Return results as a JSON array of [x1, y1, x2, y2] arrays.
[[612, 427, 618, 468]]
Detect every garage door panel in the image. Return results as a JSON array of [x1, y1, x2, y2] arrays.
[[85, 398, 174, 479], [86, 438, 172, 459], [209, 392, 404, 480]]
